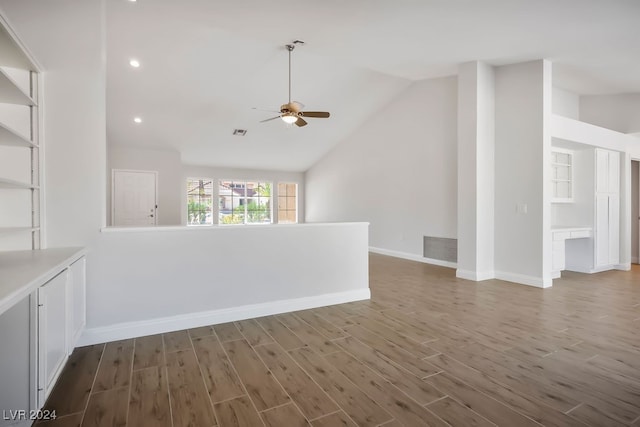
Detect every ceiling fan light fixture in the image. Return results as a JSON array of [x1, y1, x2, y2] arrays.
[[281, 114, 298, 124]]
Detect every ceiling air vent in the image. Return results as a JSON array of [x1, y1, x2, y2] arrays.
[[233, 129, 247, 136]]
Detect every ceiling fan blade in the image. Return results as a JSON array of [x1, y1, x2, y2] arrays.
[[301, 111, 330, 118], [295, 117, 308, 127], [260, 115, 281, 123]]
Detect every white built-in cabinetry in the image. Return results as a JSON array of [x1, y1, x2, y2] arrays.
[[0, 17, 88, 426], [0, 17, 40, 252], [557, 147, 621, 275], [0, 249, 86, 426], [594, 148, 620, 268]]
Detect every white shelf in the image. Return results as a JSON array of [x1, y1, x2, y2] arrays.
[[0, 226, 39, 233], [0, 120, 34, 147], [0, 19, 38, 71], [0, 67, 35, 106], [0, 177, 38, 189]]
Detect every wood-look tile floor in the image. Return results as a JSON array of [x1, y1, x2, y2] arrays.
[[38, 254, 640, 426]]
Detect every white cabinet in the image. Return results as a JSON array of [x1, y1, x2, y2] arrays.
[[0, 249, 85, 421], [37, 271, 68, 406], [594, 149, 620, 268], [596, 149, 620, 194]]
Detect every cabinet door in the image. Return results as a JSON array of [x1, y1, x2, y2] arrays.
[[595, 194, 610, 267], [608, 194, 620, 264], [38, 270, 68, 406], [596, 149, 609, 193], [607, 151, 620, 193], [68, 257, 86, 353]]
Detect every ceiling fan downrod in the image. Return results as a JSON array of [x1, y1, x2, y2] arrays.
[[286, 44, 295, 105]]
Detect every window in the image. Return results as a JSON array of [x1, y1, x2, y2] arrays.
[[187, 178, 213, 225], [219, 180, 272, 225], [278, 182, 298, 223]]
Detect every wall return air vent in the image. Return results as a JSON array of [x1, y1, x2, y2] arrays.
[[233, 129, 247, 136]]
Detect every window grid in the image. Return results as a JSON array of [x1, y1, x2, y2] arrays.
[[187, 178, 213, 225], [219, 180, 272, 225], [277, 182, 297, 224]]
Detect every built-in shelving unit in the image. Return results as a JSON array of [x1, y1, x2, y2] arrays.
[[551, 150, 573, 202], [0, 15, 40, 251]]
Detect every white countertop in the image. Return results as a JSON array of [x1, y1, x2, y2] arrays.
[[551, 226, 592, 232], [0, 247, 85, 316]]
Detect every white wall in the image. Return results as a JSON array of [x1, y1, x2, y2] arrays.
[[632, 160, 639, 263], [81, 223, 369, 344], [0, 0, 107, 249], [494, 60, 552, 287], [552, 87, 579, 119], [580, 94, 640, 134], [183, 164, 305, 225], [108, 145, 182, 226], [306, 76, 458, 258]]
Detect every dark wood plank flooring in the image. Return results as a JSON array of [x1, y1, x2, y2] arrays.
[[39, 254, 640, 426]]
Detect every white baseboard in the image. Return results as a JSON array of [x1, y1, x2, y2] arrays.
[[455, 269, 495, 281], [551, 271, 561, 279], [78, 288, 370, 346], [615, 263, 631, 271], [369, 246, 456, 269], [494, 271, 552, 288]]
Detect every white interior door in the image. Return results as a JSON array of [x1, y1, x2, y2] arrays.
[[113, 170, 157, 226]]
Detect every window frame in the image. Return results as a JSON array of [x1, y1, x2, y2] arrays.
[[186, 177, 214, 226], [218, 179, 273, 225], [277, 182, 298, 224]]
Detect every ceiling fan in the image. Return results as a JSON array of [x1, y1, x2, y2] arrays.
[[258, 43, 330, 127]]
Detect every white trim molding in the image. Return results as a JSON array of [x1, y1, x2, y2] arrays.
[[369, 246, 457, 269], [78, 288, 370, 346], [615, 263, 631, 271], [494, 271, 552, 288], [456, 269, 495, 281]]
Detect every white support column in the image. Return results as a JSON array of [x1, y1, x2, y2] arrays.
[[456, 61, 495, 281]]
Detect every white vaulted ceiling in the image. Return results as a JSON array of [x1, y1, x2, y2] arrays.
[[105, 0, 640, 171]]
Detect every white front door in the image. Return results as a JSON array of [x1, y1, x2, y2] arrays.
[[112, 170, 157, 226]]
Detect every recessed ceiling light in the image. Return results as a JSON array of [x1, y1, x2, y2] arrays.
[[134, 117, 142, 123], [129, 59, 140, 68]]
